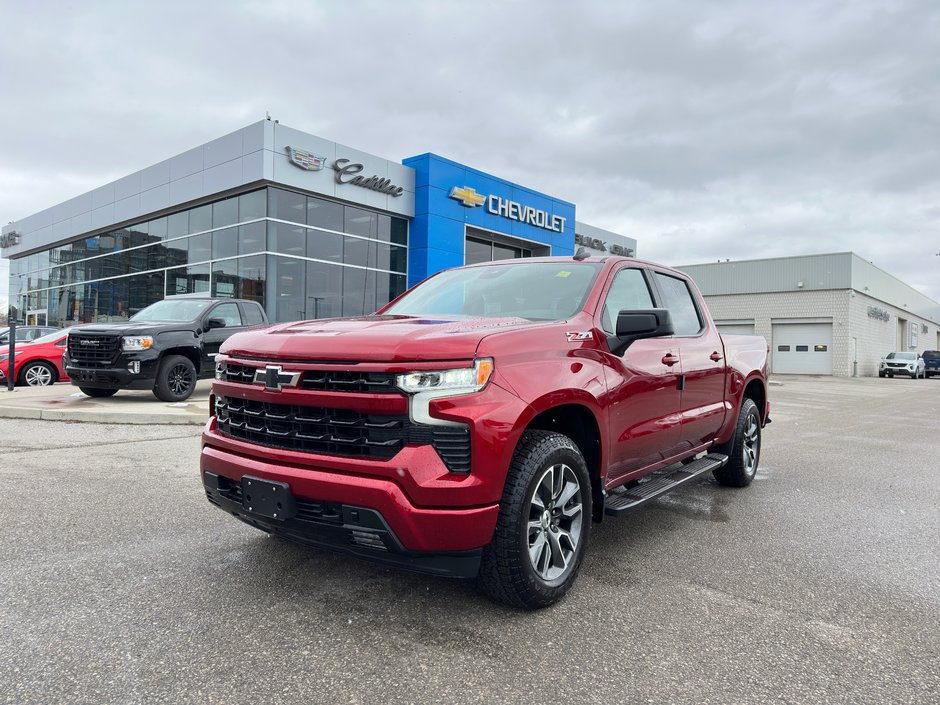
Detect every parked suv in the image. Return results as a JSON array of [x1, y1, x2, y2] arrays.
[[923, 350, 940, 378], [879, 351, 925, 379], [65, 296, 268, 401]]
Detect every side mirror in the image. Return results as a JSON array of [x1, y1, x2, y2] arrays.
[[206, 317, 226, 330], [610, 308, 674, 355]]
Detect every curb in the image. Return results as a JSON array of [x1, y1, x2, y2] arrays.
[[0, 405, 207, 425]]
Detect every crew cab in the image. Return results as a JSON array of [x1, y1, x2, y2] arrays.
[[201, 256, 770, 608], [65, 296, 267, 401]]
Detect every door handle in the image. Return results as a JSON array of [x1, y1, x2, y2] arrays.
[[661, 354, 679, 367], [710, 351, 723, 362]]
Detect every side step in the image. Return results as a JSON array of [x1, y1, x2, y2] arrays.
[[604, 453, 728, 517]]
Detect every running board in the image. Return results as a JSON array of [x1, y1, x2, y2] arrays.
[[604, 453, 728, 517]]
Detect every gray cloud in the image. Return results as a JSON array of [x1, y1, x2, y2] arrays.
[[1, 0, 938, 302]]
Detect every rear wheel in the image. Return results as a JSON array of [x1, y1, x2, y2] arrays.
[[20, 361, 57, 386], [713, 398, 761, 488], [153, 354, 197, 402], [80, 387, 118, 398], [479, 430, 591, 609]]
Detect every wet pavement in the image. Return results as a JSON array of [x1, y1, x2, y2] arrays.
[[0, 375, 938, 704]]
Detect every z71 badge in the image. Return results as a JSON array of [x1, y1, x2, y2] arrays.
[[565, 331, 593, 343]]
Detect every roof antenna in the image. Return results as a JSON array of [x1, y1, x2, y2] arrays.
[[573, 246, 590, 261]]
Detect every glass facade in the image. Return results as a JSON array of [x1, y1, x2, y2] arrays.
[[7, 187, 408, 326]]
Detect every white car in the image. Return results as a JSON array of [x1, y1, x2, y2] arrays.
[[879, 352, 926, 379]]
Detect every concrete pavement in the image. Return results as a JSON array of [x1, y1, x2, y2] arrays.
[[0, 379, 211, 425]]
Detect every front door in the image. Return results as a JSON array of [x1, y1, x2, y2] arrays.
[[200, 302, 245, 373], [597, 266, 682, 484]]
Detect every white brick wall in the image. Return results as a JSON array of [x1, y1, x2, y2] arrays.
[[702, 289, 938, 377]]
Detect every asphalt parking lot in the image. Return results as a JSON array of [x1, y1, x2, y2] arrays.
[[1, 376, 938, 704]]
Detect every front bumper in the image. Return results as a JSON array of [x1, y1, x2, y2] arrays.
[[201, 443, 499, 578], [65, 351, 161, 389]]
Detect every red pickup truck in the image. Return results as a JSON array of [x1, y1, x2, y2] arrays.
[[201, 256, 769, 608]]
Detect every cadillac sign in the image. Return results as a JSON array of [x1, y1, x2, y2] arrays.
[[0, 232, 19, 248]]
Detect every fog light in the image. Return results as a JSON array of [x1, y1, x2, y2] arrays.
[[127, 361, 140, 374]]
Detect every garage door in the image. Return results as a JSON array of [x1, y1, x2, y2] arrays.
[[772, 322, 833, 375], [716, 323, 755, 336]]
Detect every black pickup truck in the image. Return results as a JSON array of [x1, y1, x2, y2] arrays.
[[65, 296, 268, 401]]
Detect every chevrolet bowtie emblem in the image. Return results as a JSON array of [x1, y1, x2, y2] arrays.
[[254, 365, 301, 391], [449, 186, 487, 208]]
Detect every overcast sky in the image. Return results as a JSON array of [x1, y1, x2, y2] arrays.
[[1, 0, 938, 312]]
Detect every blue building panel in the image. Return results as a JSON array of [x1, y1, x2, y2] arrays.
[[404, 152, 578, 281]]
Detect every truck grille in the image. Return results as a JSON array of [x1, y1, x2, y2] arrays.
[[68, 334, 122, 367], [221, 362, 398, 394], [215, 395, 471, 471]]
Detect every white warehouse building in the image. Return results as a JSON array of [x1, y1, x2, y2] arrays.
[[677, 252, 940, 377]]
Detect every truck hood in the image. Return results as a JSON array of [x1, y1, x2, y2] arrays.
[[69, 321, 196, 336], [221, 315, 541, 362]]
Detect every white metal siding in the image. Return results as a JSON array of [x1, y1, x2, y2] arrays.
[[772, 323, 833, 374]]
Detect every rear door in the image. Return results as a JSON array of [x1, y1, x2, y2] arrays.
[[597, 265, 683, 483], [651, 271, 727, 452]]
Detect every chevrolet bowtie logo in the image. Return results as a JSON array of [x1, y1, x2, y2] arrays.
[[449, 186, 487, 208], [253, 365, 301, 391]]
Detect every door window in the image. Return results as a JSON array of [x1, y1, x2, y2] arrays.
[[601, 268, 655, 332], [212, 303, 243, 327], [653, 272, 703, 336]]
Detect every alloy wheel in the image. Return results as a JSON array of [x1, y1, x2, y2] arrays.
[[743, 412, 760, 476], [168, 363, 194, 396], [527, 463, 584, 582], [25, 365, 54, 386]]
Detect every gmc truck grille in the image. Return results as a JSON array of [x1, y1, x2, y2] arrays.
[[222, 362, 398, 394], [214, 395, 471, 472], [68, 334, 122, 367]]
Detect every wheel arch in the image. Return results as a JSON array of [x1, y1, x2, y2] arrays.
[[160, 346, 201, 372], [521, 400, 605, 523], [742, 376, 767, 424]]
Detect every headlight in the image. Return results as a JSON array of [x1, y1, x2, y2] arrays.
[[0, 352, 21, 361], [397, 358, 494, 395], [122, 336, 153, 351]]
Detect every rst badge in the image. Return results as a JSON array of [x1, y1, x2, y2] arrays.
[[565, 331, 593, 343]]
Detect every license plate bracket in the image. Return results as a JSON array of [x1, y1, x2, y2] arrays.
[[241, 475, 297, 521]]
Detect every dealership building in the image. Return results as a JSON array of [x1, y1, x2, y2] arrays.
[[3, 121, 935, 379], [0, 120, 636, 328], [678, 253, 940, 377]]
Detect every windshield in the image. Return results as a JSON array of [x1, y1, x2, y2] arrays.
[[130, 299, 212, 322], [886, 352, 917, 360], [923, 351, 939, 360], [31, 328, 71, 344], [384, 262, 602, 321]]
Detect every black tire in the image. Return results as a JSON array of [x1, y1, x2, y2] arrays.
[[79, 387, 118, 398], [911, 371, 917, 379], [153, 354, 197, 402], [20, 360, 57, 387], [479, 430, 592, 609], [887, 372, 893, 378], [713, 397, 761, 488], [878, 371, 886, 378]]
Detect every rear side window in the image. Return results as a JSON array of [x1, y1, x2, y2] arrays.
[[242, 303, 265, 325], [601, 268, 655, 332], [653, 272, 703, 336]]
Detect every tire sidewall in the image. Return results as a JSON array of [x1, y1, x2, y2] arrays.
[[740, 400, 761, 480], [516, 439, 592, 594], [155, 355, 197, 401]]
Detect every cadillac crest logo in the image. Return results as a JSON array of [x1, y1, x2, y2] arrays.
[[286, 146, 327, 171]]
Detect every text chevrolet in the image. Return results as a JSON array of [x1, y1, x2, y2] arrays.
[[201, 256, 770, 608]]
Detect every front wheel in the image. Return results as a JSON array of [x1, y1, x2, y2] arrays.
[[153, 354, 197, 402], [479, 430, 591, 609], [713, 397, 761, 488], [20, 361, 57, 386]]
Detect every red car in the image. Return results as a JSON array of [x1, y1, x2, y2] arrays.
[[0, 328, 71, 387]]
